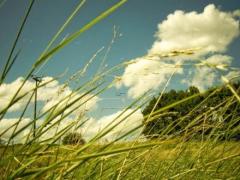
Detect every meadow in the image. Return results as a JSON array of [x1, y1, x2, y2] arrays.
[[1, 139, 239, 179]]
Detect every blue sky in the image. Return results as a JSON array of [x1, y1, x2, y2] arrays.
[[1, 0, 239, 79], [0, 0, 240, 124]]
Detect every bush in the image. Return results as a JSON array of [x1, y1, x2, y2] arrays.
[[62, 132, 85, 145], [0, 138, 6, 145]]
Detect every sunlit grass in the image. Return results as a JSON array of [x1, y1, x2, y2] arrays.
[[0, 0, 240, 179]]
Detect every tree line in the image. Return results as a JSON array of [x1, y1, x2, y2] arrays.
[[142, 82, 240, 140]]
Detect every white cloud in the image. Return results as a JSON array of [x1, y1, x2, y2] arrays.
[[183, 55, 233, 91], [38, 116, 83, 142], [189, 67, 217, 91], [82, 109, 143, 141], [0, 77, 99, 115], [117, 58, 183, 98], [0, 109, 143, 144], [0, 118, 32, 144], [233, 9, 240, 17], [225, 71, 240, 81], [203, 54, 232, 67], [117, 4, 239, 97], [0, 77, 60, 112], [150, 4, 239, 56], [0, 77, 34, 112], [0, 117, 82, 144], [41, 91, 99, 116]]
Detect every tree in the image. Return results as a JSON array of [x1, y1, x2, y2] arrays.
[[62, 132, 85, 145], [0, 138, 6, 145], [188, 86, 200, 95], [142, 83, 240, 140]]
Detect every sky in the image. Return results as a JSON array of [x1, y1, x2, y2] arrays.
[[0, 0, 240, 142]]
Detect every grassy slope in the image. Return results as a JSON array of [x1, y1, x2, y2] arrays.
[[0, 139, 239, 179]]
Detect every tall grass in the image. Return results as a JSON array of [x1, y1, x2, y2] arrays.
[[0, 0, 240, 179]]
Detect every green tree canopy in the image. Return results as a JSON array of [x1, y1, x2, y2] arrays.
[[62, 132, 85, 145], [142, 83, 240, 140]]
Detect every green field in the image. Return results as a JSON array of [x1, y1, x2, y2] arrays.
[[1, 139, 239, 179]]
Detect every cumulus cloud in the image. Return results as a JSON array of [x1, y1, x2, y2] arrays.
[[1, 77, 145, 144], [82, 109, 143, 141], [0, 77, 34, 112], [41, 90, 99, 116], [0, 118, 32, 144], [117, 4, 239, 97], [0, 109, 143, 144], [183, 55, 233, 91], [225, 71, 240, 82], [150, 4, 239, 56], [38, 116, 84, 142], [188, 66, 217, 91], [117, 58, 183, 98], [203, 54, 232, 67], [233, 9, 240, 17], [0, 77, 99, 115], [0, 117, 83, 144], [0, 77, 60, 112], [0, 76, 101, 143]]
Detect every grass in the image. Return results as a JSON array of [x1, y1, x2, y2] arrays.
[[0, 0, 240, 179], [0, 140, 239, 179]]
